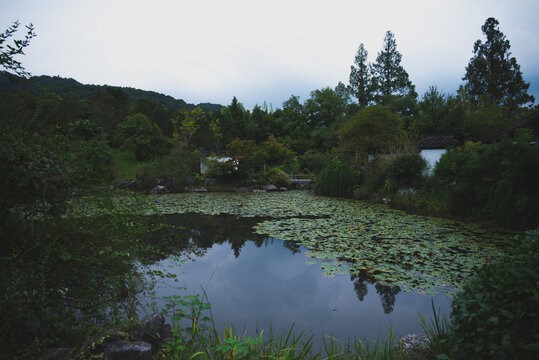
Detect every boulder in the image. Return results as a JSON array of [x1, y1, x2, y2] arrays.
[[129, 312, 171, 351], [150, 185, 168, 194], [263, 184, 278, 191], [103, 341, 152, 360]]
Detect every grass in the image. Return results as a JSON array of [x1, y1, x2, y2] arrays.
[[153, 285, 416, 360], [111, 149, 150, 180]]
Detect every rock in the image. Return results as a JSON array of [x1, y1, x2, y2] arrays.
[[397, 333, 429, 358], [204, 178, 218, 186], [104, 341, 152, 360], [150, 185, 168, 194], [81, 331, 126, 357], [263, 184, 278, 191], [184, 186, 208, 192], [129, 312, 171, 351], [39, 348, 73, 360], [279, 187, 288, 191], [400, 333, 428, 351]]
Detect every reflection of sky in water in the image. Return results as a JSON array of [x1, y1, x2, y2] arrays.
[[143, 215, 452, 346]]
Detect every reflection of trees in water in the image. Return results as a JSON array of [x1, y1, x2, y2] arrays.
[[161, 214, 300, 258], [350, 271, 401, 314], [282, 240, 302, 254], [375, 283, 401, 314]]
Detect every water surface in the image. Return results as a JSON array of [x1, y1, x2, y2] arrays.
[[143, 214, 451, 345]]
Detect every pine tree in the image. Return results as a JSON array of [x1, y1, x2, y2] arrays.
[[372, 31, 416, 99], [349, 43, 373, 108], [463, 17, 534, 109]]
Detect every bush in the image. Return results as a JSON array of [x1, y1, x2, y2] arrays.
[[386, 152, 427, 188], [446, 229, 539, 359], [432, 140, 539, 228], [299, 150, 333, 174], [114, 113, 170, 161], [267, 168, 291, 188], [315, 161, 357, 197]]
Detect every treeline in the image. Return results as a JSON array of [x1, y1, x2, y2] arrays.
[[1, 17, 538, 228]]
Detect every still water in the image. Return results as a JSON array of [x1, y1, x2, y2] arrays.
[[143, 213, 451, 344]]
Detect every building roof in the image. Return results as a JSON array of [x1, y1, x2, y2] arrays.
[[417, 135, 460, 150], [492, 109, 539, 141]]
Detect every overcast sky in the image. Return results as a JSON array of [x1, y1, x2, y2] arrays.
[[2, 0, 538, 110]]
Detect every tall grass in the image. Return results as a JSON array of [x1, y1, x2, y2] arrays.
[[157, 285, 411, 359]]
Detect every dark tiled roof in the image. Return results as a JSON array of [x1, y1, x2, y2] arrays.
[[417, 135, 460, 149], [492, 110, 539, 141]]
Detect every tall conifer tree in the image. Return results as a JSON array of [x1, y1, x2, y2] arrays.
[[372, 31, 416, 99], [349, 43, 373, 108], [463, 17, 534, 109]]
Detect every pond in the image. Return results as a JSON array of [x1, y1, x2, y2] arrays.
[[137, 191, 511, 345]]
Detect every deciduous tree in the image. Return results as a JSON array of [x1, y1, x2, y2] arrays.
[[0, 20, 36, 77]]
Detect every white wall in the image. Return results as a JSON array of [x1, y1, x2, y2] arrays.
[[420, 149, 446, 175]]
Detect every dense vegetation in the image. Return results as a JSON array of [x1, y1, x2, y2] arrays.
[[1, 15, 538, 359]]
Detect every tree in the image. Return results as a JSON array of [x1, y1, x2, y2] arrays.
[[92, 86, 129, 139], [372, 31, 416, 99], [417, 85, 464, 136], [114, 113, 170, 161], [0, 21, 36, 77], [304, 86, 348, 129], [349, 43, 374, 108], [338, 105, 406, 166], [463, 17, 534, 110]]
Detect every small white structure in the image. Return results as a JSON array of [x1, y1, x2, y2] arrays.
[[200, 156, 238, 175], [417, 136, 459, 175]]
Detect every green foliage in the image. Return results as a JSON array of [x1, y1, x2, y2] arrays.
[[299, 150, 333, 174], [114, 112, 170, 161], [433, 140, 539, 228], [204, 157, 242, 184], [417, 85, 464, 137], [386, 152, 427, 188], [338, 105, 406, 166], [135, 153, 195, 191], [353, 156, 390, 199], [349, 43, 374, 108], [304, 84, 349, 128], [463, 17, 534, 110], [0, 20, 36, 77], [315, 160, 357, 197], [445, 230, 539, 359], [267, 168, 291, 188], [372, 30, 416, 99]]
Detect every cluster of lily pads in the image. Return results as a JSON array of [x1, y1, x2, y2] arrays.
[[142, 191, 513, 296], [76, 191, 512, 296]]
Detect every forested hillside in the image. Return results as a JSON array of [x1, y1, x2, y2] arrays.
[[0, 71, 223, 112]]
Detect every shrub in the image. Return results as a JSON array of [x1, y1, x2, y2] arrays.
[[386, 152, 427, 188], [446, 229, 539, 359], [299, 150, 333, 174], [114, 113, 170, 161], [267, 168, 291, 188], [432, 140, 539, 228], [315, 161, 357, 197]]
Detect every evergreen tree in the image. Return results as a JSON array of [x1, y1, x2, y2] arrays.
[[372, 31, 416, 99], [349, 43, 373, 108], [463, 17, 534, 110]]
